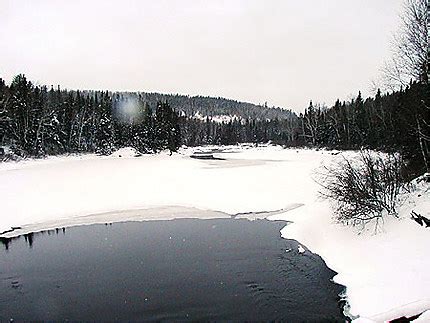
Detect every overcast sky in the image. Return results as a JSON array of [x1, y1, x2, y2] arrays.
[[0, 0, 403, 112]]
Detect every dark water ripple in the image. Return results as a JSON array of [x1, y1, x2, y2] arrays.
[[0, 219, 346, 321]]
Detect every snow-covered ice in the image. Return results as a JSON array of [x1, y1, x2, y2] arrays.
[[0, 144, 315, 236], [1, 144, 429, 321]]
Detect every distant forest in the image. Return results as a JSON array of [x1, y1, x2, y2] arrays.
[[0, 74, 297, 156], [300, 82, 429, 176], [0, 74, 428, 175], [133, 92, 294, 120]]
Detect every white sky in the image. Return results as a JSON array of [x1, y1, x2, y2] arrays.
[[0, 0, 403, 112]]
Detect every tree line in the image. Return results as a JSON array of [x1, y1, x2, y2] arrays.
[[0, 74, 299, 157], [179, 116, 298, 147], [300, 81, 429, 176], [1, 73, 428, 177], [0, 74, 181, 156]]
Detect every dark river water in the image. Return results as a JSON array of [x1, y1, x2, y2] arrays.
[[0, 219, 346, 321]]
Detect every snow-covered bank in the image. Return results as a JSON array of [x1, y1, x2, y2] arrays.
[[269, 168, 430, 321], [270, 188, 430, 321], [0, 145, 319, 236], [1, 145, 429, 320]]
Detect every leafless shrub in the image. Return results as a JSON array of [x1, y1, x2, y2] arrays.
[[318, 151, 405, 229]]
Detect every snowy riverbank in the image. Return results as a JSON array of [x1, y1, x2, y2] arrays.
[[1, 145, 429, 321]]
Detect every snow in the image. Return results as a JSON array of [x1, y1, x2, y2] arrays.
[[1, 144, 313, 236], [192, 111, 242, 124], [366, 300, 430, 322], [269, 161, 430, 322], [415, 310, 430, 322], [1, 144, 429, 321], [109, 147, 141, 158]]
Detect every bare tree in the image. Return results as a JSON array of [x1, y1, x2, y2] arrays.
[[416, 106, 430, 172], [381, 0, 428, 90], [318, 151, 405, 230], [377, 0, 430, 173]]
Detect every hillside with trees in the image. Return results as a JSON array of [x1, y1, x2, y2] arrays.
[[0, 76, 182, 156], [0, 75, 299, 158], [132, 92, 294, 120], [1, 71, 428, 177]]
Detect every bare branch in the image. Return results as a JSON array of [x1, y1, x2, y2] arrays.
[[380, 0, 428, 90], [317, 151, 405, 230]]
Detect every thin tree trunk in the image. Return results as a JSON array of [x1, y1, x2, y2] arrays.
[[417, 115, 430, 172]]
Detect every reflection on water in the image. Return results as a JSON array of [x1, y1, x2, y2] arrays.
[[0, 219, 346, 321], [1, 227, 67, 250]]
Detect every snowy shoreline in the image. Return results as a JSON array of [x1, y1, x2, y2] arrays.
[[0, 204, 300, 239], [1, 145, 429, 321]]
